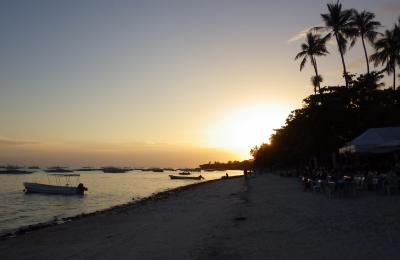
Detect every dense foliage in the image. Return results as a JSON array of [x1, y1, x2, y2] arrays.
[[252, 2, 400, 169], [252, 73, 400, 168]]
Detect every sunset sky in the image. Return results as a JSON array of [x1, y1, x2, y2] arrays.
[[1, 1, 399, 167]]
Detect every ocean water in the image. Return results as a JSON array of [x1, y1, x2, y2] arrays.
[[0, 170, 242, 234]]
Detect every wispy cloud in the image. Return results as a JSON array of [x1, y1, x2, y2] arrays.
[[288, 27, 313, 43], [0, 136, 38, 146], [379, 3, 400, 14], [288, 25, 330, 44]]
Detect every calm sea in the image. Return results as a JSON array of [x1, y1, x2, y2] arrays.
[[0, 170, 242, 234]]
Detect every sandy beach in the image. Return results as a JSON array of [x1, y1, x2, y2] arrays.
[[1, 174, 400, 260]]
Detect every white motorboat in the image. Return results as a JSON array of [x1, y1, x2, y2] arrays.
[[24, 173, 87, 195]]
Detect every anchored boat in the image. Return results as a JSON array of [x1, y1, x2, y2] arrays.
[[45, 167, 74, 173], [102, 167, 131, 173], [24, 173, 87, 195], [169, 175, 204, 180], [178, 171, 191, 175]]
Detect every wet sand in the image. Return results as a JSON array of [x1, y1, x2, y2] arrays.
[[1, 174, 400, 259]]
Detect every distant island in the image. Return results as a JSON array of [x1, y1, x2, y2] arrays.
[[199, 160, 252, 171]]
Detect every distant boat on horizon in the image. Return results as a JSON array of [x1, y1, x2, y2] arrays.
[[177, 168, 201, 172], [178, 171, 191, 175], [0, 168, 34, 175], [45, 167, 74, 173], [163, 168, 176, 171], [102, 167, 131, 173], [75, 167, 100, 172], [142, 168, 164, 172]]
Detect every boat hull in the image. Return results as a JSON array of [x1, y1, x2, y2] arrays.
[[169, 175, 203, 180], [24, 182, 85, 195]]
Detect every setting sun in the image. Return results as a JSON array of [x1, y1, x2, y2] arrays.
[[207, 102, 292, 159]]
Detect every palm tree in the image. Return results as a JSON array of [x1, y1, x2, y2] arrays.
[[349, 10, 381, 74], [370, 29, 400, 90], [395, 18, 400, 89], [295, 32, 329, 94], [311, 75, 323, 94], [317, 1, 355, 86]]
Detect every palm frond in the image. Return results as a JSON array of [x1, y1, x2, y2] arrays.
[[349, 38, 357, 48], [300, 57, 307, 71], [294, 51, 306, 60]]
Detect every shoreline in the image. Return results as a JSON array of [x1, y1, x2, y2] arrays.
[[2, 174, 400, 259], [0, 175, 243, 240]]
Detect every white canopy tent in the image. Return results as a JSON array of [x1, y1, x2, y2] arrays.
[[339, 127, 400, 154]]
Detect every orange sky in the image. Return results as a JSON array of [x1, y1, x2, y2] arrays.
[[0, 1, 398, 167]]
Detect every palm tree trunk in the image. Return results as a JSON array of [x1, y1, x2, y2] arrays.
[[394, 65, 396, 91], [361, 35, 370, 74], [311, 57, 320, 92], [335, 33, 348, 87]]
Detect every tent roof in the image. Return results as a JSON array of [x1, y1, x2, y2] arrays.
[[340, 127, 400, 154], [351, 127, 400, 145]]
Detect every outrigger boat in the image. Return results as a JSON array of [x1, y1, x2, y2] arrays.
[[169, 175, 204, 180], [24, 173, 87, 195]]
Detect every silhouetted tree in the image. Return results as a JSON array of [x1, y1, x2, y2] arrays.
[[295, 32, 328, 93], [252, 72, 400, 169], [311, 75, 324, 94], [370, 29, 400, 90], [349, 10, 381, 74], [317, 2, 355, 86]]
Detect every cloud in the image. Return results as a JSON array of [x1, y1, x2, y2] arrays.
[[379, 3, 400, 14], [288, 27, 313, 43], [288, 25, 331, 45], [0, 136, 38, 146]]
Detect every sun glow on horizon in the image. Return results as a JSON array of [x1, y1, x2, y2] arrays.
[[207, 102, 292, 159]]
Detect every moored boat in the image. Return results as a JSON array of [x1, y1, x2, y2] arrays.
[[177, 168, 201, 172], [0, 169, 34, 174], [178, 171, 191, 175], [75, 167, 99, 171], [102, 167, 130, 173], [23, 173, 87, 195], [169, 175, 204, 180], [0, 166, 34, 174], [45, 167, 73, 173]]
